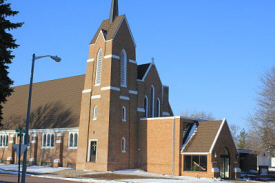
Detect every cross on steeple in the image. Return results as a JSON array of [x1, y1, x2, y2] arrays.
[[109, 0, 119, 24]]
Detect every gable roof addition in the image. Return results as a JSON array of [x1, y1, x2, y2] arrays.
[[1, 75, 85, 130], [182, 120, 223, 153]]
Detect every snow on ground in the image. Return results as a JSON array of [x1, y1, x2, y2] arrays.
[[0, 165, 263, 183], [34, 176, 231, 183], [35, 169, 231, 183], [0, 164, 71, 174]]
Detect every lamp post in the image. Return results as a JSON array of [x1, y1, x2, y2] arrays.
[[21, 54, 61, 183]]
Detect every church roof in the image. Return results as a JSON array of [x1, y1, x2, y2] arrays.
[[182, 120, 223, 153], [90, 15, 125, 45], [137, 63, 151, 80], [1, 75, 85, 130]]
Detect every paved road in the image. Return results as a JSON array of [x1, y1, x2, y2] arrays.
[[0, 174, 89, 183]]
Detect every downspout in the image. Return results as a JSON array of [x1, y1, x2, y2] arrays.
[[172, 116, 175, 175]]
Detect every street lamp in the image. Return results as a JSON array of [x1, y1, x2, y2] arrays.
[[21, 54, 61, 183]]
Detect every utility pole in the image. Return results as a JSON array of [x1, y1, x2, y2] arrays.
[[15, 129, 25, 183]]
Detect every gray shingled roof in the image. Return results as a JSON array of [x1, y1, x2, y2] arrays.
[[1, 75, 85, 130]]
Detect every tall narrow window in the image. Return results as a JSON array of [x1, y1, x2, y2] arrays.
[[121, 137, 126, 152], [5, 135, 8, 147], [120, 49, 127, 87], [74, 133, 78, 147], [47, 134, 50, 147], [150, 86, 155, 117], [68, 132, 78, 148], [157, 98, 161, 117], [144, 96, 148, 118], [51, 134, 54, 147], [0, 135, 2, 146], [3, 136, 5, 147], [43, 134, 46, 147], [122, 106, 126, 121], [69, 133, 73, 147], [95, 49, 103, 85], [93, 105, 98, 120]]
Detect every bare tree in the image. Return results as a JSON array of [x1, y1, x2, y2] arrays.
[[230, 124, 240, 145], [181, 110, 215, 120], [248, 66, 275, 152]]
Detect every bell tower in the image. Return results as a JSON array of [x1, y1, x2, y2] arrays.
[[76, 0, 138, 171]]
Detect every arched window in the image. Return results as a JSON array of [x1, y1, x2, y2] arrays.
[[121, 137, 126, 152], [122, 106, 126, 121], [3, 136, 5, 147], [144, 96, 148, 118], [43, 134, 46, 147], [51, 134, 54, 147], [0, 135, 2, 146], [93, 105, 98, 120], [150, 86, 155, 117], [221, 148, 229, 156], [47, 134, 50, 147], [156, 98, 161, 117], [69, 133, 73, 147], [95, 49, 103, 85], [120, 49, 127, 87], [5, 135, 8, 147], [74, 133, 78, 147]]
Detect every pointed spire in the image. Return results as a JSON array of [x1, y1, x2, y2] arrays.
[[109, 0, 119, 24]]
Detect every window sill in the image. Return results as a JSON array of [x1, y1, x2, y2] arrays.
[[122, 119, 126, 122], [121, 85, 127, 88], [183, 170, 207, 172], [42, 147, 54, 149], [68, 147, 78, 149], [122, 150, 127, 153], [93, 118, 97, 121], [94, 84, 100, 87]]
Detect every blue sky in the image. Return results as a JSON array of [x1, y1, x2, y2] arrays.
[[7, 0, 275, 129]]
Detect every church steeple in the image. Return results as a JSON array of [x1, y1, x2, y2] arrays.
[[109, 0, 119, 24]]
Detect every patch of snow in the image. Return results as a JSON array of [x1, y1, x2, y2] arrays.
[[249, 169, 258, 173], [36, 169, 232, 183], [0, 164, 71, 174], [32, 175, 122, 183]]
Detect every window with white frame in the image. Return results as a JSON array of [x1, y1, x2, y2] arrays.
[[120, 49, 127, 87], [42, 133, 55, 148], [122, 106, 126, 121], [121, 137, 126, 152], [93, 105, 98, 120], [95, 49, 103, 86], [69, 132, 78, 148], [144, 96, 148, 118], [156, 98, 161, 117], [0, 134, 8, 147], [150, 86, 155, 117], [19, 133, 30, 147]]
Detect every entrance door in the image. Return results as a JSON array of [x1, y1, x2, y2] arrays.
[[89, 140, 97, 162], [220, 148, 230, 179]]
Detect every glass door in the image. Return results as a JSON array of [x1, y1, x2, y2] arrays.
[[220, 148, 230, 179]]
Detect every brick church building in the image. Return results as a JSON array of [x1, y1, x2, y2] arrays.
[[0, 0, 241, 179]]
